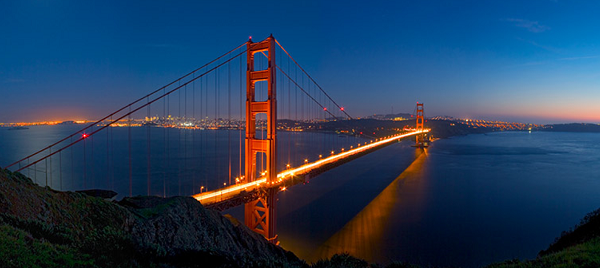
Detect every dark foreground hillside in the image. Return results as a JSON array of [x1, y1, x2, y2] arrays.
[[2, 165, 600, 268], [0, 168, 303, 268], [486, 208, 600, 268]]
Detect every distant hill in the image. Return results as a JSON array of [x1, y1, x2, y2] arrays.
[[541, 123, 600, 133]]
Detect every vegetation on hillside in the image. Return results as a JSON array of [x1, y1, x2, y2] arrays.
[[0, 168, 303, 268], [2, 165, 600, 268], [486, 208, 600, 268]]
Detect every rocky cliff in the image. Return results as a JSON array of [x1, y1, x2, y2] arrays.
[[0, 168, 304, 268]]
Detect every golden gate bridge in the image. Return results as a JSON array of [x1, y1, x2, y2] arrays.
[[3, 35, 429, 244]]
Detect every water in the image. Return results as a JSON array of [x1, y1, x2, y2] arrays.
[[0, 125, 367, 197], [3, 127, 600, 267], [231, 131, 600, 267]]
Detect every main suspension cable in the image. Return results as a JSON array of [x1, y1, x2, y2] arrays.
[[274, 38, 352, 119]]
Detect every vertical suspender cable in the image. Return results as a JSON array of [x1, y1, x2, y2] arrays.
[[45, 151, 49, 187], [59, 151, 62, 190], [184, 84, 188, 195], [228, 56, 231, 185], [83, 133, 87, 188], [163, 89, 167, 197], [147, 97, 151, 196], [107, 119, 110, 189], [178, 82, 182, 196], [167, 93, 171, 196], [111, 116, 114, 190], [70, 136, 73, 189], [49, 148, 52, 188], [239, 48, 243, 180], [289, 57, 292, 166], [215, 66, 219, 185], [128, 106, 132, 197], [204, 72, 208, 189], [90, 126, 94, 188], [192, 73, 196, 193]]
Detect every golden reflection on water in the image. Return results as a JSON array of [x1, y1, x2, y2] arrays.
[[312, 148, 429, 263]]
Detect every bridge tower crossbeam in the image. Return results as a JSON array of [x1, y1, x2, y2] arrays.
[[244, 36, 278, 244]]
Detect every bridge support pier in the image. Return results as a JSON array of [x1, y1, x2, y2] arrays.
[[244, 36, 278, 244], [244, 188, 277, 243]]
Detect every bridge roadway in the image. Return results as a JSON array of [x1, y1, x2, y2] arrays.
[[193, 129, 429, 210]]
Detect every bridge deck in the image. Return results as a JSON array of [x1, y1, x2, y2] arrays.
[[193, 130, 428, 210]]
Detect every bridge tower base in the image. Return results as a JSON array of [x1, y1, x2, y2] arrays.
[[244, 188, 278, 243], [244, 36, 278, 244]]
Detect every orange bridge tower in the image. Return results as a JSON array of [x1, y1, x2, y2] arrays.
[[244, 36, 278, 244], [415, 102, 428, 147]]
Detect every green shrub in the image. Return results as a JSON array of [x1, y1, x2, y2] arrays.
[[0, 224, 94, 268]]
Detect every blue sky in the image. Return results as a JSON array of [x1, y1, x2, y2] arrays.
[[1, 0, 599, 124]]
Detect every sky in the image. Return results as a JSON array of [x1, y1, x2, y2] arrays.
[[1, 0, 599, 124]]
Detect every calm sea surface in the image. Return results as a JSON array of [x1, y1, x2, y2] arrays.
[[2, 127, 600, 267], [0, 125, 368, 197]]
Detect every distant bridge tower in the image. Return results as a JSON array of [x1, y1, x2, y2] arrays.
[[244, 36, 278, 244], [416, 103, 424, 132], [415, 102, 428, 147]]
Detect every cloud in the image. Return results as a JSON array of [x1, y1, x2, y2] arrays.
[[505, 18, 550, 33], [508, 54, 599, 68], [509, 61, 548, 67], [559, 55, 600, 61], [515, 37, 560, 53]]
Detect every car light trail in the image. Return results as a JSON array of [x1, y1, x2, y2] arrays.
[[193, 130, 429, 204]]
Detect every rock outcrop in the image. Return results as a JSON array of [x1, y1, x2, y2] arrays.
[[120, 196, 302, 267], [0, 168, 304, 268]]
